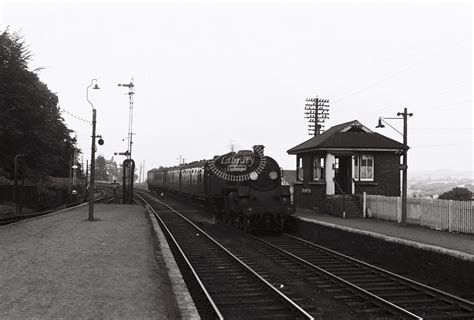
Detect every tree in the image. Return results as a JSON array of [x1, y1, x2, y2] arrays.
[[0, 29, 76, 178], [95, 155, 109, 181], [438, 187, 472, 201], [106, 157, 120, 182]]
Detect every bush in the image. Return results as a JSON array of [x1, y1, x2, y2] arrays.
[[438, 187, 472, 201]]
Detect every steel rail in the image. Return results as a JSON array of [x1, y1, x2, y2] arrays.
[[255, 235, 422, 319], [285, 233, 474, 310], [135, 192, 224, 320], [136, 191, 314, 320]]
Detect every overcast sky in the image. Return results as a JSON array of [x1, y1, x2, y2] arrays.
[[1, 0, 472, 176]]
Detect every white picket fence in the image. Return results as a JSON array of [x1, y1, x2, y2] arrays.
[[365, 194, 474, 234]]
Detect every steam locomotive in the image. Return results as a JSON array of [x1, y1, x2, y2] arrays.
[[147, 145, 294, 232]]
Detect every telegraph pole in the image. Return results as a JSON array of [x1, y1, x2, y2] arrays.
[[376, 108, 413, 226], [89, 108, 97, 221], [118, 78, 135, 159], [85, 160, 88, 199], [398, 107, 413, 227], [305, 96, 330, 136], [139, 162, 143, 183]]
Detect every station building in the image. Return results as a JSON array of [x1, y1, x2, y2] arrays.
[[287, 120, 404, 216]]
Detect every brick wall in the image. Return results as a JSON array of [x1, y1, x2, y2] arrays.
[[294, 183, 326, 209], [356, 152, 401, 196], [293, 151, 401, 209], [294, 152, 327, 209]]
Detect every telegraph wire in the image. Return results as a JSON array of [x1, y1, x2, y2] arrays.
[[431, 99, 472, 109], [410, 127, 473, 130], [331, 38, 470, 104], [412, 142, 473, 148], [60, 107, 92, 125]]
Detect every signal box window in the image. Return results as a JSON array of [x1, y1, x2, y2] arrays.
[[297, 157, 303, 181], [312, 156, 325, 181], [354, 154, 374, 181]]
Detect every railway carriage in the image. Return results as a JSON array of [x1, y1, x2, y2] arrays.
[[147, 145, 294, 232]]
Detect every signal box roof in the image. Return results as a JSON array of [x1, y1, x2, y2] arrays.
[[287, 120, 404, 154]]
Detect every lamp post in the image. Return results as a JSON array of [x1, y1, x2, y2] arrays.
[[86, 79, 100, 221], [376, 108, 413, 226]]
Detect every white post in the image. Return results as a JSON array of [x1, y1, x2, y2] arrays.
[[325, 153, 335, 195], [351, 156, 355, 194], [363, 192, 367, 218], [448, 200, 453, 232], [396, 196, 402, 223]]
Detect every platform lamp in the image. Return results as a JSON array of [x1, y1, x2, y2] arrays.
[[376, 108, 413, 227], [86, 79, 100, 221]]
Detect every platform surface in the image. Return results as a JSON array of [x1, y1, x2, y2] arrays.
[[0, 204, 180, 319], [294, 209, 474, 259]]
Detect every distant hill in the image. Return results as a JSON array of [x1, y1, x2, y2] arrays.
[[409, 169, 473, 180], [279, 169, 474, 197], [408, 170, 474, 198]]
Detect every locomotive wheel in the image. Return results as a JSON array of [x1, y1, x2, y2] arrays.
[[243, 218, 251, 232], [280, 217, 285, 232], [223, 196, 233, 225], [223, 212, 230, 224], [238, 217, 244, 230]]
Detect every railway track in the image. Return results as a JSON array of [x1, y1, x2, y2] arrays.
[[135, 191, 313, 320], [254, 234, 474, 319], [138, 190, 473, 319], [0, 188, 119, 226]]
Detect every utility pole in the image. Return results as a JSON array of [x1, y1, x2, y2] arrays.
[[376, 108, 413, 226], [118, 78, 135, 159], [89, 108, 97, 221], [398, 107, 413, 227], [86, 78, 100, 221], [305, 96, 330, 136], [85, 160, 89, 199], [139, 162, 143, 183], [229, 139, 236, 152]]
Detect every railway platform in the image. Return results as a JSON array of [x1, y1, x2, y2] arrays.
[[290, 209, 474, 298], [0, 203, 196, 319], [293, 209, 474, 259]]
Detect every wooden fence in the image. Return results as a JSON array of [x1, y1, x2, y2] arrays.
[[0, 185, 70, 211], [365, 194, 473, 234]]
